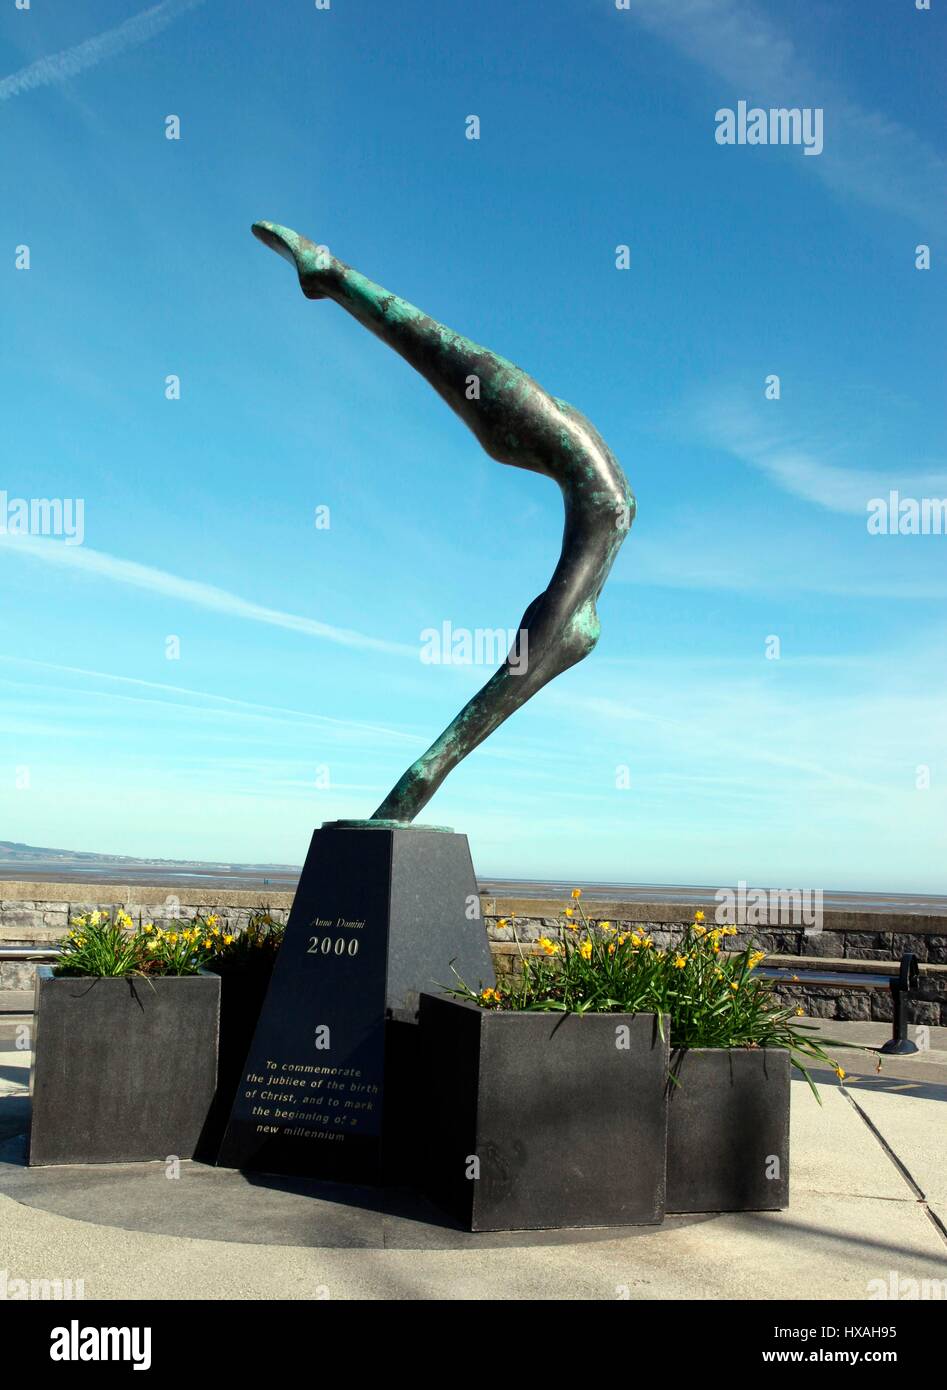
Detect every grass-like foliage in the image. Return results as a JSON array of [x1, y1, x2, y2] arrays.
[[53, 911, 144, 978], [451, 892, 849, 1097], [202, 911, 285, 974], [53, 910, 275, 978]]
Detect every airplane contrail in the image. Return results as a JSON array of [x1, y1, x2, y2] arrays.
[[0, 0, 205, 102]]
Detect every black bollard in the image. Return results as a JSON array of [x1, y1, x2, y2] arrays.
[[880, 953, 920, 1055]]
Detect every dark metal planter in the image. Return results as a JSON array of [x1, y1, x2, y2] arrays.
[[28, 967, 220, 1166], [666, 1047, 790, 1213], [418, 993, 669, 1232]]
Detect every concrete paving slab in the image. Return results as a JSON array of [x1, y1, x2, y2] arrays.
[[0, 1031, 944, 1300], [0, 1052, 30, 1095], [804, 1019, 947, 1053], [0, 1132, 691, 1251], [0, 1184, 944, 1301], [847, 1088, 947, 1206], [789, 1079, 911, 1202]]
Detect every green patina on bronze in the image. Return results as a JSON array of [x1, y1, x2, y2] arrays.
[[253, 221, 636, 824]]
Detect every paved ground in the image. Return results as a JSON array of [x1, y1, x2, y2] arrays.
[[1, 1010, 945, 1300]]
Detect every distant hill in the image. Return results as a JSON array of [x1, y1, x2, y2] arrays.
[[0, 839, 142, 864], [0, 840, 302, 890], [1, 841, 943, 912], [0, 839, 298, 870]]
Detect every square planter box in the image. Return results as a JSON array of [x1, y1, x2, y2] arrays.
[[666, 1047, 790, 1212], [28, 967, 220, 1166], [419, 993, 669, 1231], [196, 963, 274, 1163]]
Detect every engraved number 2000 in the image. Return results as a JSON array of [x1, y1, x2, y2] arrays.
[[307, 936, 359, 957]]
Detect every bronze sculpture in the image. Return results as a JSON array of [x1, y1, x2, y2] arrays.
[[253, 222, 635, 823]]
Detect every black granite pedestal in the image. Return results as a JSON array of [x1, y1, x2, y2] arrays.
[[216, 823, 494, 1183]]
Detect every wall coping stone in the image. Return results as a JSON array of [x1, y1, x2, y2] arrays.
[[0, 881, 295, 909], [481, 898, 947, 933], [0, 882, 945, 934], [489, 944, 947, 976]]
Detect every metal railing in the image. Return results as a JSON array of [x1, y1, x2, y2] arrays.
[[761, 951, 922, 1055]]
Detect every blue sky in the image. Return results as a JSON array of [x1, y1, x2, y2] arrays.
[[1, 0, 944, 890]]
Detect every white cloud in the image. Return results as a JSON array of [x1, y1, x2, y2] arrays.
[[0, 0, 204, 102], [625, 0, 945, 222], [0, 534, 414, 656], [698, 397, 947, 518], [0, 655, 420, 745]]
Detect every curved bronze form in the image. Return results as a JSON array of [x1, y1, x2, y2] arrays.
[[253, 222, 635, 824]]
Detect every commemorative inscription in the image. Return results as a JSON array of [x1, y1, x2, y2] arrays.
[[216, 823, 494, 1182]]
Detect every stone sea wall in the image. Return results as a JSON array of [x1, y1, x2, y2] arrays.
[[2, 881, 946, 1023], [483, 897, 947, 1025]]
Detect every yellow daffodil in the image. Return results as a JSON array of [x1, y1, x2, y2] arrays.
[[579, 938, 593, 960], [564, 908, 574, 918], [497, 918, 509, 929], [203, 939, 212, 949], [480, 987, 502, 1005], [571, 888, 582, 900], [835, 1066, 846, 1080], [223, 934, 234, 945], [694, 909, 705, 923], [673, 955, 687, 969], [748, 951, 765, 969], [600, 921, 613, 932], [206, 914, 219, 927], [537, 936, 559, 956], [730, 982, 739, 991], [795, 1007, 804, 1016]]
